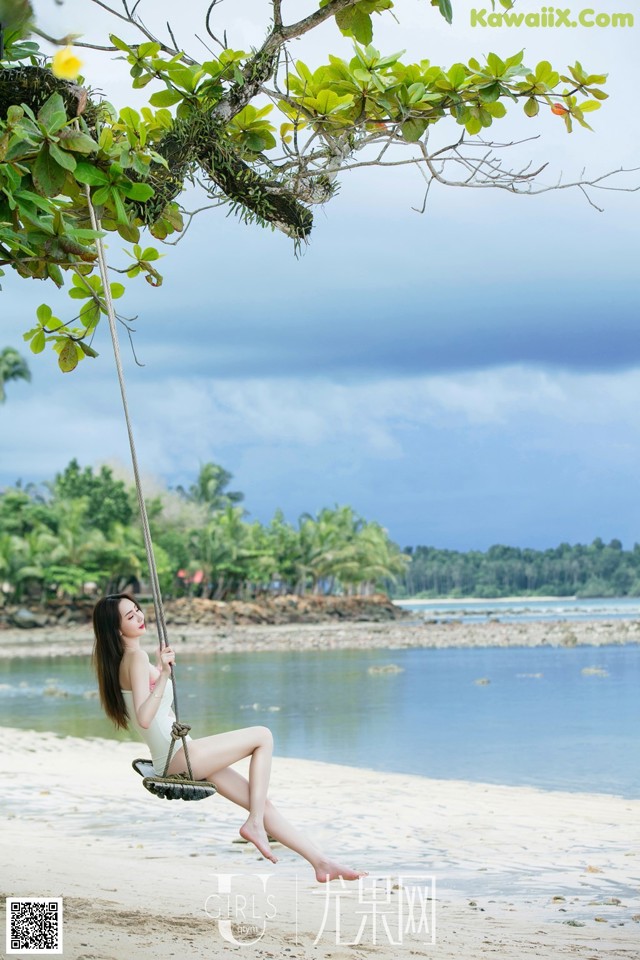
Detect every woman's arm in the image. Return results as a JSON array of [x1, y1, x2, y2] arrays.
[[129, 648, 172, 729]]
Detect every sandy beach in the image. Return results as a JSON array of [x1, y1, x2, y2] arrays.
[[1, 616, 640, 659], [1, 727, 639, 959]]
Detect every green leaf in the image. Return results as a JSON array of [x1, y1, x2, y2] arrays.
[[401, 118, 428, 141], [149, 221, 168, 240], [68, 228, 104, 241], [110, 282, 125, 299], [119, 107, 141, 130], [585, 88, 608, 101], [110, 188, 129, 226], [314, 90, 340, 114], [447, 64, 467, 88], [49, 141, 77, 171], [37, 93, 68, 134], [78, 341, 99, 358], [80, 301, 101, 330], [484, 102, 506, 118], [353, 67, 372, 84], [7, 105, 24, 125], [524, 97, 539, 117], [504, 50, 525, 70], [478, 82, 501, 103], [120, 181, 154, 201], [433, 0, 453, 24], [92, 185, 111, 205], [47, 264, 64, 287], [579, 101, 601, 113], [68, 286, 92, 300], [57, 130, 98, 154], [167, 65, 198, 91], [109, 33, 133, 54], [137, 41, 162, 58], [132, 73, 155, 89], [486, 53, 506, 77], [176, 101, 194, 120], [32, 144, 67, 197], [465, 116, 483, 135], [36, 303, 52, 325], [149, 89, 184, 107], [336, 6, 373, 45], [117, 222, 141, 243], [74, 162, 109, 186], [58, 340, 79, 373], [130, 151, 152, 176], [534, 61, 559, 87], [295, 60, 313, 85], [31, 330, 46, 354]]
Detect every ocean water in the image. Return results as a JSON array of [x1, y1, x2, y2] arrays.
[[1, 643, 638, 798], [396, 596, 640, 623]]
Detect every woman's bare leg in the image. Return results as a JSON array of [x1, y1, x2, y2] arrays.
[[238, 727, 275, 862], [210, 765, 366, 883], [167, 726, 276, 862]]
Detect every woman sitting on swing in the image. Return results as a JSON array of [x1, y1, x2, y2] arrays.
[[92, 593, 367, 883]]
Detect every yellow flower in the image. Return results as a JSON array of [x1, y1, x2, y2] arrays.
[[51, 46, 83, 81]]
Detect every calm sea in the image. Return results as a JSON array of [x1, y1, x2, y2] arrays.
[[396, 596, 640, 623], [1, 641, 638, 798]]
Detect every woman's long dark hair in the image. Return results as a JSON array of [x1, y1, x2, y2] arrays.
[[92, 594, 136, 729]]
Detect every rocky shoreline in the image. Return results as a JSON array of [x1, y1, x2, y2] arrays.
[[0, 612, 638, 659], [0, 593, 406, 631]]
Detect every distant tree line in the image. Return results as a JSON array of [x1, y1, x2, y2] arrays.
[[392, 541, 640, 598], [0, 459, 408, 603]]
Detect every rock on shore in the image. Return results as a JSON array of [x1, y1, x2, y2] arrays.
[[0, 593, 406, 632], [0, 608, 639, 659]]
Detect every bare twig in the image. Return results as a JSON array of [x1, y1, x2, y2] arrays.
[[166, 21, 179, 53], [86, 0, 190, 60], [162, 203, 227, 245], [205, 0, 227, 50], [32, 27, 118, 51]]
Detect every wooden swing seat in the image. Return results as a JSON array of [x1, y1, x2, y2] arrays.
[[132, 758, 217, 802]]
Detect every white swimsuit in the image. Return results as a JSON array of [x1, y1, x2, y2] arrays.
[[121, 683, 192, 774]]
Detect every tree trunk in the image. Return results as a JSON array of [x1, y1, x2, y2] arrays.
[[0, 67, 313, 239]]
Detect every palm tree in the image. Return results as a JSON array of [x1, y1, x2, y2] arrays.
[[178, 462, 244, 514], [0, 347, 31, 403], [45, 498, 107, 596], [266, 510, 305, 594]]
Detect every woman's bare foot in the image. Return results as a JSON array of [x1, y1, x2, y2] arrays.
[[314, 857, 368, 883], [239, 817, 278, 863]]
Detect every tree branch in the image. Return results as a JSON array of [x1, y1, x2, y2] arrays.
[[32, 27, 118, 52], [277, 0, 363, 45], [205, 0, 227, 51], [211, 0, 363, 123]]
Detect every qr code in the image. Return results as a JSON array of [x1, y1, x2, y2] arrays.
[[5, 898, 63, 955]]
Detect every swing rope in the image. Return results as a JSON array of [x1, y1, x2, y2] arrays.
[[85, 186, 199, 785]]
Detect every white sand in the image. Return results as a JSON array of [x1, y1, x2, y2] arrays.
[[1, 727, 638, 959]]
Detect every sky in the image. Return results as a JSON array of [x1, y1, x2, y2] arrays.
[[1, 0, 639, 551]]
